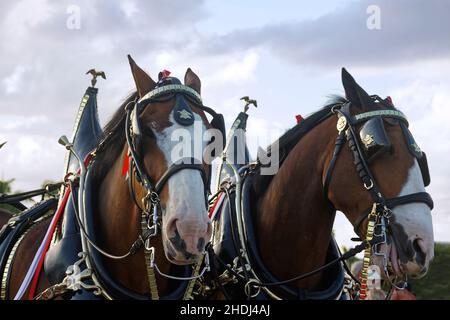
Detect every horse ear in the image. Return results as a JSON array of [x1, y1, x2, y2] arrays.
[[184, 68, 201, 94], [127, 55, 156, 98], [341, 68, 372, 109]]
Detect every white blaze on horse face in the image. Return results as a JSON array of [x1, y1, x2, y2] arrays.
[[154, 111, 211, 263], [392, 159, 434, 274]]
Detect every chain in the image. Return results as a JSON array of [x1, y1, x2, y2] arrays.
[[359, 203, 378, 300], [34, 283, 69, 300], [141, 209, 160, 300], [183, 256, 205, 300]]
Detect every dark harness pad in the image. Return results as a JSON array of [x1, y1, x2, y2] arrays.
[[173, 94, 195, 126], [212, 175, 345, 300], [45, 87, 103, 290]]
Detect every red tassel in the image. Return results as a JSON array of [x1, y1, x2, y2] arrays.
[[122, 149, 130, 177], [158, 70, 171, 80], [295, 115, 304, 124], [386, 96, 393, 105]]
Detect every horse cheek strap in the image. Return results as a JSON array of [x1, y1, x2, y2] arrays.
[[131, 104, 142, 150], [418, 152, 430, 187]]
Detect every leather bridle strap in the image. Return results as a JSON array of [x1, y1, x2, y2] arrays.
[[125, 102, 155, 192], [353, 192, 434, 234], [154, 158, 207, 194], [125, 105, 208, 196], [323, 131, 346, 206], [323, 101, 434, 236], [324, 103, 385, 206], [386, 192, 434, 209]]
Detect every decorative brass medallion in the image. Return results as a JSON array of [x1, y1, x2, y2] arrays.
[[362, 134, 374, 147], [337, 116, 347, 133]]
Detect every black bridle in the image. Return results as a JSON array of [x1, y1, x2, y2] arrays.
[[323, 98, 434, 236], [124, 79, 226, 224], [321, 97, 434, 298]]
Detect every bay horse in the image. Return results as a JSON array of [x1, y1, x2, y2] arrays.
[[0, 56, 222, 299], [208, 68, 434, 299]]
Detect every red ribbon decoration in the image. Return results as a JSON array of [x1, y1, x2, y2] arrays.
[[121, 148, 130, 177], [386, 96, 393, 105], [158, 69, 171, 80]]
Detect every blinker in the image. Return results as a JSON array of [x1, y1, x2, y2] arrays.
[[173, 95, 195, 126], [359, 116, 391, 161]]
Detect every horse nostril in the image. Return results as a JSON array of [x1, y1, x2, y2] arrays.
[[412, 238, 426, 266], [166, 219, 178, 238]]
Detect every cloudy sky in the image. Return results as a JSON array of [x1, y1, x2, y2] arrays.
[[0, 0, 449, 248]]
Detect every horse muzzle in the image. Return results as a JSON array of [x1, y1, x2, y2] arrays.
[[163, 216, 212, 265]]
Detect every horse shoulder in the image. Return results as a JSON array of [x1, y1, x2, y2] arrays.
[[0, 208, 12, 228], [7, 216, 52, 299]]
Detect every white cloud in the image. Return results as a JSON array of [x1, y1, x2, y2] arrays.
[[2, 115, 49, 130], [2, 65, 26, 94], [213, 50, 260, 83], [3, 0, 55, 37], [0, 135, 65, 191], [120, 0, 138, 18]]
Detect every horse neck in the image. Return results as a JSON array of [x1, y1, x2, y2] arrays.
[[96, 145, 171, 295], [255, 117, 336, 291]]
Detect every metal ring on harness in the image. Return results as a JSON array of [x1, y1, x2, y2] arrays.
[[244, 279, 261, 298]]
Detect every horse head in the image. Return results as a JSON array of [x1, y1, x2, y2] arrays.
[[326, 69, 434, 281], [125, 57, 216, 265]]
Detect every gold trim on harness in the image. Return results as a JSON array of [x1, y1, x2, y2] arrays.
[[138, 84, 202, 105], [353, 110, 408, 124]]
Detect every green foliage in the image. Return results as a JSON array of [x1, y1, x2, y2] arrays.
[[0, 179, 21, 214], [409, 242, 450, 300], [0, 179, 14, 194], [340, 245, 360, 267]]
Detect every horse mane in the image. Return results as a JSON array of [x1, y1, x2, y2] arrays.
[[252, 95, 347, 196], [91, 92, 138, 183]]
